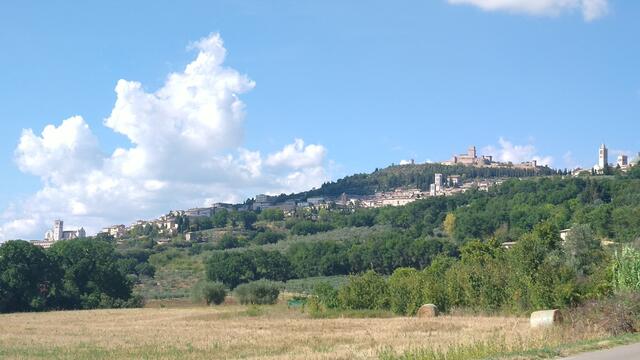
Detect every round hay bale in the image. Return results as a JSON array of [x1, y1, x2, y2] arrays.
[[530, 309, 562, 328], [417, 304, 439, 318]]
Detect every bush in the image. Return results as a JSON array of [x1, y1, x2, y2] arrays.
[[313, 281, 340, 309], [568, 293, 640, 336], [290, 220, 334, 236], [216, 234, 241, 250], [338, 271, 388, 310], [258, 209, 285, 222], [192, 281, 227, 305], [235, 280, 282, 305], [253, 231, 286, 245], [135, 262, 156, 277], [206, 249, 292, 288], [387, 268, 425, 316], [612, 246, 640, 293]]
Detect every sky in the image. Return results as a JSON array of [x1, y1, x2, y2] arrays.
[[0, 0, 638, 240]]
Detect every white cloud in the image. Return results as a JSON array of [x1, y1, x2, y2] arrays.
[[482, 137, 553, 166], [0, 33, 329, 241], [447, 0, 609, 21], [265, 139, 327, 169], [15, 116, 103, 184]]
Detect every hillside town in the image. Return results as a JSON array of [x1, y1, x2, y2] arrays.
[[32, 144, 638, 248]]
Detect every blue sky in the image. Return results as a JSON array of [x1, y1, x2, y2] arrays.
[[0, 0, 638, 239]]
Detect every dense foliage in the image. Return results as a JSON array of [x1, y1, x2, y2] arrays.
[[0, 239, 142, 313], [0, 241, 62, 313], [310, 222, 613, 316], [8, 170, 640, 317], [612, 247, 640, 292], [191, 281, 227, 305], [296, 162, 557, 198], [201, 177, 640, 301], [206, 249, 292, 288], [234, 280, 282, 305]]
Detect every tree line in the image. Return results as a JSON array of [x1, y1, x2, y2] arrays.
[[0, 239, 143, 313], [310, 222, 617, 316]]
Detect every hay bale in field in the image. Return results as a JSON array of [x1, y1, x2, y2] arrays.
[[417, 304, 439, 318], [530, 309, 562, 328]]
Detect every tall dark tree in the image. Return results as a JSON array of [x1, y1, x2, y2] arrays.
[[49, 239, 133, 309], [0, 241, 62, 313]]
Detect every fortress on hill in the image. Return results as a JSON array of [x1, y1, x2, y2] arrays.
[[442, 146, 538, 169]]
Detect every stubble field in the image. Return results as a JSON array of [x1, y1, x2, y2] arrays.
[[0, 301, 613, 360]]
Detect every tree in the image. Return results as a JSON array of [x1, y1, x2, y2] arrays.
[[0, 241, 62, 313], [49, 239, 134, 309], [443, 213, 456, 236], [628, 165, 640, 179], [338, 271, 388, 310], [192, 281, 227, 305], [234, 280, 282, 305], [229, 211, 257, 230], [387, 268, 425, 315], [253, 231, 285, 245], [206, 252, 255, 288], [217, 234, 241, 250], [258, 209, 284, 222], [564, 224, 604, 276], [211, 209, 229, 228]]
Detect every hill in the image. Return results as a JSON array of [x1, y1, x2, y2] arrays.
[[286, 162, 559, 199]]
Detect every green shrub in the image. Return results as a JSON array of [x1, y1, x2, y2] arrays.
[[235, 280, 282, 305], [135, 262, 156, 277], [387, 268, 425, 316], [192, 281, 227, 305], [284, 275, 349, 294], [423, 255, 456, 313], [253, 231, 286, 245], [338, 271, 388, 310], [313, 281, 340, 309], [258, 209, 285, 222], [612, 246, 640, 293]]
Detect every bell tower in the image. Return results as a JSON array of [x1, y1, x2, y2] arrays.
[[53, 220, 63, 241], [598, 144, 608, 170]]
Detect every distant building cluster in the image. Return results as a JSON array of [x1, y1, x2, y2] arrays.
[[572, 144, 638, 176], [254, 194, 298, 214], [91, 172, 506, 243], [121, 202, 243, 238], [32, 220, 86, 248], [67, 142, 638, 244], [442, 145, 538, 169], [100, 224, 127, 239]]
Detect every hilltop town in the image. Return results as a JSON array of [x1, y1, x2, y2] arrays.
[[32, 143, 638, 248]]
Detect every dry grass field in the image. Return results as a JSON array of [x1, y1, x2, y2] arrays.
[[0, 301, 614, 360]]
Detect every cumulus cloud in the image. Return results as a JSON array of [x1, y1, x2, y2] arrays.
[[1, 33, 329, 241], [447, 0, 609, 21], [265, 139, 327, 169], [482, 137, 553, 166], [15, 116, 103, 184]]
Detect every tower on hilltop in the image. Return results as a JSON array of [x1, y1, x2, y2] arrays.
[[468, 146, 477, 159], [598, 144, 608, 170], [53, 220, 63, 242]]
